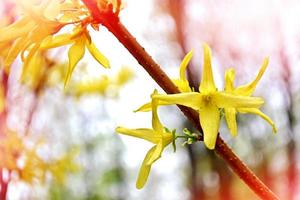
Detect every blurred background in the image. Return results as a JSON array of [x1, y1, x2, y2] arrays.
[[0, 0, 300, 199]]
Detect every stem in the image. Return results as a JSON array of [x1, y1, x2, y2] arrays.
[[81, 1, 279, 199]]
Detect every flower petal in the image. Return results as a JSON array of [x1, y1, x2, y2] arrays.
[[172, 79, 191, 93], [224, 108, 238, 136], [134, 102, 152, 112], [237, 108, 277, 133], [4, 36, 29, 71], [0, 16, 35, 43], [225, 68, 235, 92], [235, 58, 269, 96], [179, 50, 193, 81], [151, 90, 164, 132], [64, 37, 86, 87], [146, 141, 163, 165], [135, 100, 176, 112], [85, 38, 110, 68], [199, 104, 220, 149], [40, 34, 74, 49], [199, 44, 216, 93], [136, 146, 156, 189], [213, 92, 264, 109], [115, 127, 157, 143], [153, 92, 202, 111]]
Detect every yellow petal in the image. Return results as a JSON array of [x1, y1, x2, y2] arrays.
[[134, 102, 152, 112], [22, 42, 42, 72], [199, 104, 220, 149], [213, 92, 264, 109], [4, 36, 29, 70], [64, 37, 86, 87], [135, 100, 179, 112], [116, 127, 157, 144], [21, 51, 45, 89], [225, 108, 238, 136], [153, 92, 203, 111], [136, 146, 156, 189], [85, 38, 110, 68], [0, 16, 35, 43], [237, 108, 277, 133], [40, 34, 74, 49], [151, 90, 163, 132], [146, 142, 163, 165], [172, 79, 191, 93], [235, 58, 269, 96], [179, 50, 193, 81], [225, 68, 235, 92], [199, 44, 216, 93]]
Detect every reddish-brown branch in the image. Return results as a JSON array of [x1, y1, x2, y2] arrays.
[[81, 1, 279, 199]]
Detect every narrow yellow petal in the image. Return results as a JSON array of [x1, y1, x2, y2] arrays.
[[134, 100, 176, 112], [237, 108, 277, 133], [153, 92, 202, 111], [64, 37, 85, 87], [0, 16, 35, 43], [3, 37, 29, 72], [151, 90, 163, 132], [199, 104, 220, 149], [136, 146, 156, 189], [40, 34, 74, 49], [235, 58, 269, 96], [172, 79, 192, 93], [21, 51, 45, 89], [116, 127, 157, 143], [22, 42, 42, 72], [225, 68, 235, 92], [213, 92, 264, 109], [179, 50, 193, 81], [146, 142, 163, 165], [224, 108, 238, 136], [199, 44, 216, 93], [85, 39, 110, 68], [134, 102, 152, 112]]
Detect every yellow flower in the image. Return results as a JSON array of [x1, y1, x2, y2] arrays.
[[0, 131, 23, 170], [21, 146, 80, 185], [48, 148, 80, 184], [72, 75, 110, 96], [224, 59, 277, 136], [0, 1, 67, 72], [69, 66, 133, 97], [153, 44, 264, 149], [0, 1, 110, 85], [61, 26, 110, 87], [116, 90, 174, 189], [135, 51, 193, 112]]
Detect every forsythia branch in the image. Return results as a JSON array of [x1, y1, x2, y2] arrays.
[[81, 0, 279, 199]]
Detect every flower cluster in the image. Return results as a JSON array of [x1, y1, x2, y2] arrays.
[[116, 44, 277, 189], [0, 130, 79, 184], [0, 0, 123, 87]]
